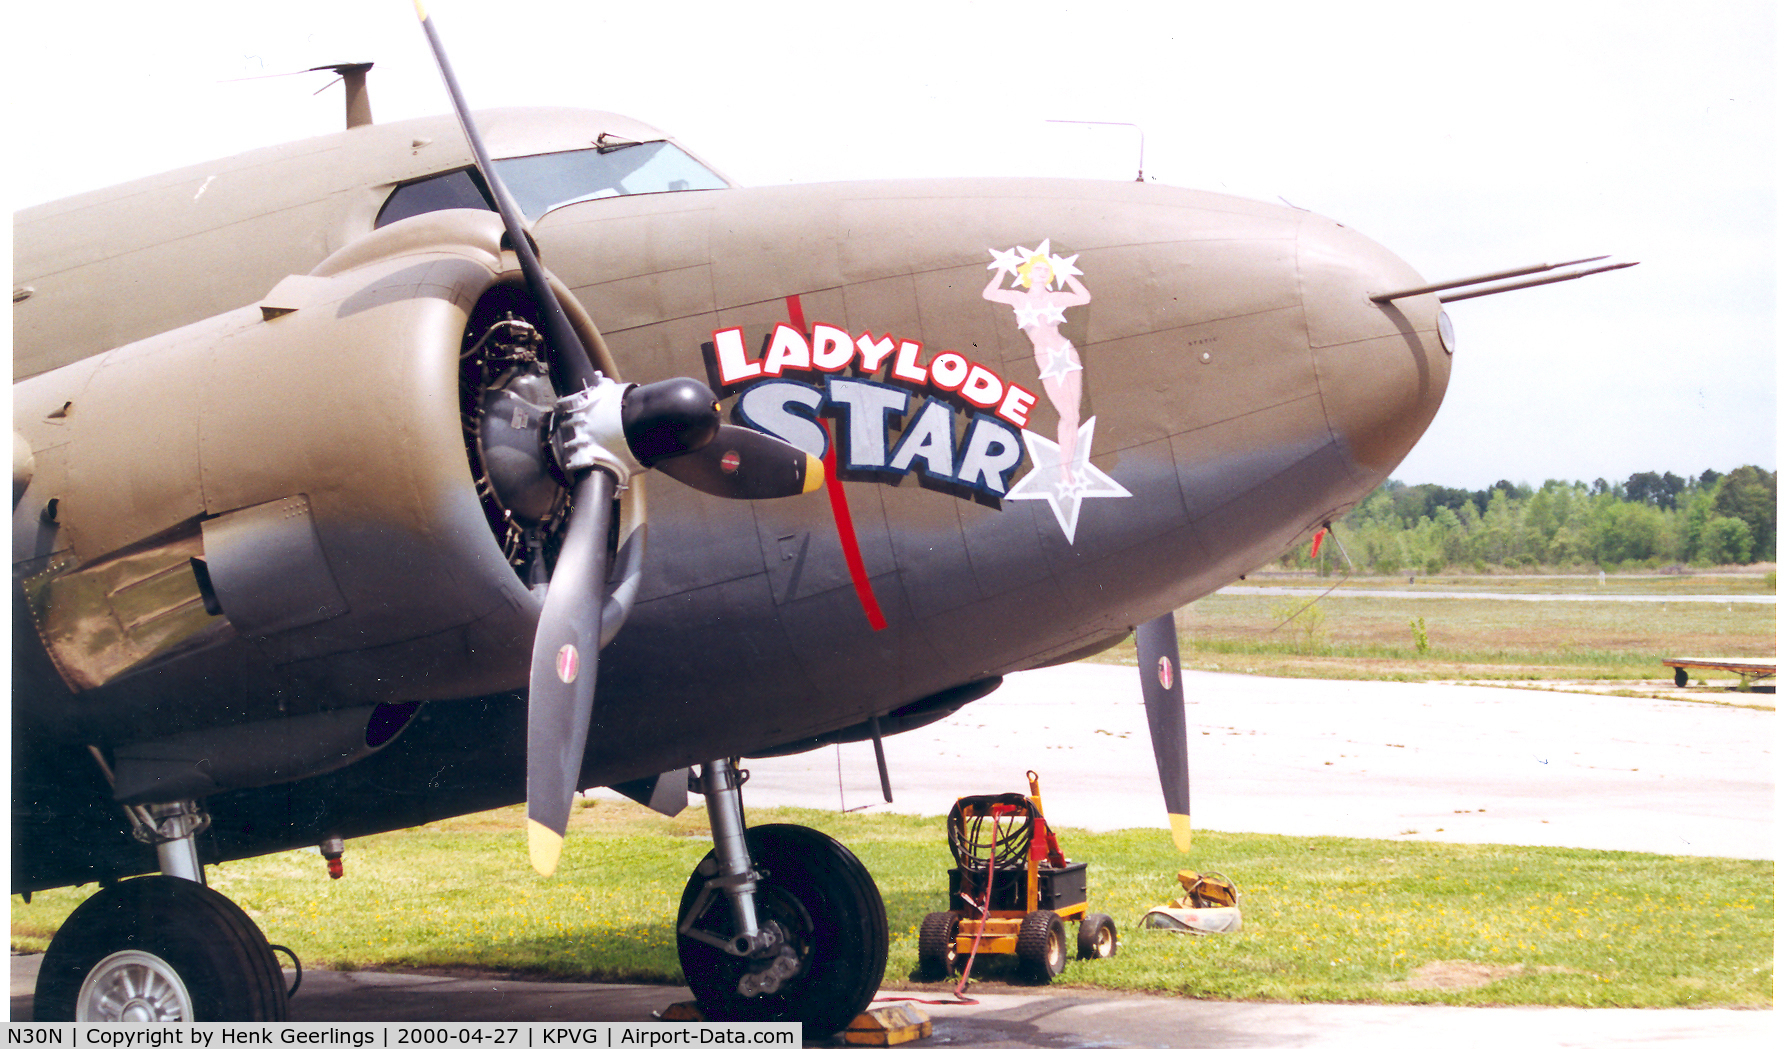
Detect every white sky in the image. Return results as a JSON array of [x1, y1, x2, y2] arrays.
[[8, 0, 1777, 491]]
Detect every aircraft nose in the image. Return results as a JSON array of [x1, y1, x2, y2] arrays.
[[1297, 215, 1452, 483]]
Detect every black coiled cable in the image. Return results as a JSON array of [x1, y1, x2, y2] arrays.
[[946, 793, 1038, 874]]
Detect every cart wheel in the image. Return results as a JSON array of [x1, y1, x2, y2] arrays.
[[918, 912, 960, 979], [1015, 911, 1066, 983], [1076, 913, 1119, 960]]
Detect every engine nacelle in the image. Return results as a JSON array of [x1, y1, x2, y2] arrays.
[[13, 210, 638, 750]]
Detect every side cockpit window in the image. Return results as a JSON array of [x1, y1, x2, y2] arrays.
[[375, 168, 493, 228], [375, 141, 727, 229]]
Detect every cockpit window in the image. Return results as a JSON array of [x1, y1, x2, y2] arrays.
[[377, 168, 493, 228], [376, 141, 727, 229], [495, 141, 729, 220]]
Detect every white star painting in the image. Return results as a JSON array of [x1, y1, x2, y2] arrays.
[[1005, 417, 1131, 543]]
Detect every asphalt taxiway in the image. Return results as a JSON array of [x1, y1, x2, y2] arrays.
[[11, 666, 1775, 1042], [8, 955, 1776, 1046]]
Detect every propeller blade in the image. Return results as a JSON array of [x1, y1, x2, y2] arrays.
[[1136, 612, 1191, 851], [414, 1, 595, 392], [419, 7, 809, 879], [419, 6, 650, 877], [525, 470, 616, 876], [656, 424, 824, 500]]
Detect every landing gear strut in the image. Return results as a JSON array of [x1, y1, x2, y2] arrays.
[[33, 797, 289, 1021], [676, 759, 888, 1038]]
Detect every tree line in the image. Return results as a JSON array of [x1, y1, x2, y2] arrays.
[[1282, 466, 1777, 573]]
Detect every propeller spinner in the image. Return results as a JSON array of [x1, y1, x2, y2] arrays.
[[416, 3, 821, 875]]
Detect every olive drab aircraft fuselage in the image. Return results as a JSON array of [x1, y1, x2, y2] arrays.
[[13, 104, 1454, 1026]]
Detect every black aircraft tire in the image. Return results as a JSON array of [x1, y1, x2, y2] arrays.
[[35, 876, 288, 1021], [1015, 910, 1066, 984], [1076, 912, 1119, 960], [917, 911, 960, 979], [677, 824, 888, 1038]]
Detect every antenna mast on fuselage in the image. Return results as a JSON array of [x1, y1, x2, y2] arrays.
[[308, 62, 375, 129]]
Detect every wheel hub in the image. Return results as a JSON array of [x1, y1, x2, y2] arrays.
[[77, 950, 193, 1022], [736, 936, 802, 997]]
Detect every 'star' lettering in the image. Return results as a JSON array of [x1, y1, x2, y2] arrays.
[[733, 378, 1024, 498]]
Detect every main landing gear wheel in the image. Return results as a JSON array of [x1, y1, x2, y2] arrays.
[[677, 824, 887, 1038], [1077, 912, 1119, 960], [917, 911, 960, 979], [34, 876, 288, 1021], [1015, 910, 1066, 984]]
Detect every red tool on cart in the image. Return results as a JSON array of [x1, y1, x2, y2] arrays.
[[918, 772, 1119, 984]]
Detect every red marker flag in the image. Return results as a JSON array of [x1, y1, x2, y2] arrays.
[[1309, 530, 1326, 559]]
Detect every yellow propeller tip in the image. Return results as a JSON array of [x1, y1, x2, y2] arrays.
[[801, 454, 826, 494], [527, 818, 564, 876], [1169, 813, 1191, 853]]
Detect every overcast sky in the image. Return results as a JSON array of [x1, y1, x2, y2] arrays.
[[9, 0, 1776, 491]]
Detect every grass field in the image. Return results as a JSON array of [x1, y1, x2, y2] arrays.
[[1246, 572, 1776, 597], [11, 802, 1772, 1008], [1081, 573, 1775, 686]]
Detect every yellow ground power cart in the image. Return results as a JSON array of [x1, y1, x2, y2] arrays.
[[918, 772, 1118, 983]]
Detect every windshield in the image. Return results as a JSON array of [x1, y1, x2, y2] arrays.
[[376, 141, 729, 229], [493, 141, 729, 220]]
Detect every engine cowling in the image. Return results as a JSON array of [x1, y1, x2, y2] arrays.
[[12, 210, 639, 751]]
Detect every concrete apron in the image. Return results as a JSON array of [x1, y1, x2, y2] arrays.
[[740, 664, 1774, 859]]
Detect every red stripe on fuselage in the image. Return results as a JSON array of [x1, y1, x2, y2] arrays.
[[788, 294, 887, 631]]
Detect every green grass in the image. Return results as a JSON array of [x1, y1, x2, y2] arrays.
[[1082, 579, 1774, 684], [13, 802, 1772, 1007], [1240, 572, 1776, 597]]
